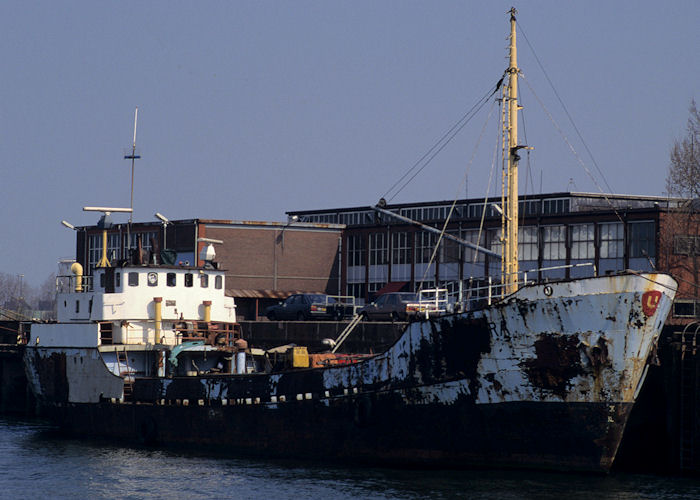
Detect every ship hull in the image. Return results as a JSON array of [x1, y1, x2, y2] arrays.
[[44, 398, 631, 472], [24, 273, 677, 472]]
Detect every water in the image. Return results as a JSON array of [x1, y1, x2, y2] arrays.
[[1, 417, 699, 499]]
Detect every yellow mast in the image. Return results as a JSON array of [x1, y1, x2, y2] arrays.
[[505, 7, 520, 294]]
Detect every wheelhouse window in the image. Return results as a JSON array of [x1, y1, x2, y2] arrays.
[[200, 274, 209, 288], [184, 273, 193, 287], [128, 272, 139, 286], [167, 273, 177, 287], [215, 275, 223, 289]]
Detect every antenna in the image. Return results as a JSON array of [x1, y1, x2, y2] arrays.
[[124, 107, 141, 225]]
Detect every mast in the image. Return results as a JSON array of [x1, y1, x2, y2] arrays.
[[505, 7, 520, 294], [124, 107, 141, 226]]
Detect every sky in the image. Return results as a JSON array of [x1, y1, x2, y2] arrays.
[[1, 1, 698, 287]]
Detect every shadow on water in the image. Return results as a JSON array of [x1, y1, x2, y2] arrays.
[[1, 416, 699, 499]]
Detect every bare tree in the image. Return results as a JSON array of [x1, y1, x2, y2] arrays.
[[666, 100, 700, 199], [662, 100, 700, 317]]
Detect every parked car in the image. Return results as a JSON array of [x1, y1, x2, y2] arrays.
[[358, 292, 417, 321], [265, 293, 339, 321]]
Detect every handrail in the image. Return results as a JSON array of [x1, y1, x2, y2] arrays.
[[56, 274, 94, 293]]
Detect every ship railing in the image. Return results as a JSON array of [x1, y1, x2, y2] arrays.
[[109, 320, 240, 347], [318, 294, 361, 318], [445, 262, 597, 311], [56, 274, 94, 294]]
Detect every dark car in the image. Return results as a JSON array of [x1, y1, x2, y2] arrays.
[[358, 292, 417, 321], [265, 293, 339, 321]]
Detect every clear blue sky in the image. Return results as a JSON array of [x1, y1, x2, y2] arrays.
[[1, 1, 698, 286]]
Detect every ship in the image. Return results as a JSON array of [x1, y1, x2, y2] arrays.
[[23, 9, 677, 472]]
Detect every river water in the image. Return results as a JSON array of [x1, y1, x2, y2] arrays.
[[1, 417, 698, 499]]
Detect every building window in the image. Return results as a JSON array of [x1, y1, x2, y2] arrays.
[[369, 232, 388, 285], [673, 235, 696, 255], [570, 223, 595, 259], [391, 232, 412, 265], [391, 231, 412, 282], [542, 225, 566, 260], [369, 232, 388, 265], [519, 199, 540, 216], [215, 275, 223, 289], [628, 221, 655, 258], [347, 234, 366, 266], [368, 282, 386, 294], [200, 274, 209, 288], [167, 273, 176, 287], [415, 231, 438, 264], [542, 198, 570, 215], [463, 229, 486, 264], [346, 282, 365, 300], [600, 222, 624, 259], [128, 272, 139, 287], [441, 231, 461, 263], [184, 273, 193, 287], [518, 226, 538, 261], [674, 300, 698, 318]]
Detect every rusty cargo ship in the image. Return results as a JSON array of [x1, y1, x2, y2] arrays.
[[23, 10, 678, 472]]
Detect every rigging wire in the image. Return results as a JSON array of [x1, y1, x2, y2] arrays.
[[520, 74, 625, 226], [516, 21, 615, 195], [416, 96, 500, 290], [382, 77, 505, 203]]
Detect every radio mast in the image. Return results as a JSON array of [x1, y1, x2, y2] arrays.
[[124, 107, 141, 225]]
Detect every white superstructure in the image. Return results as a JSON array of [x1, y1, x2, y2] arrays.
[[33, 265, 236, 348]]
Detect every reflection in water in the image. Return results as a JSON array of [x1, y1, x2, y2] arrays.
[[0, 418, 698, 499]]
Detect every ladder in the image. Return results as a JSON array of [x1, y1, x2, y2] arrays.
[[116, 349, 133, 401]]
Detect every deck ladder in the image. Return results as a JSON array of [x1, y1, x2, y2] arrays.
[[116, 349, 133, 401]]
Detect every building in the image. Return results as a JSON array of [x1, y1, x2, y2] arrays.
[[288, 191, 690, 312]]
